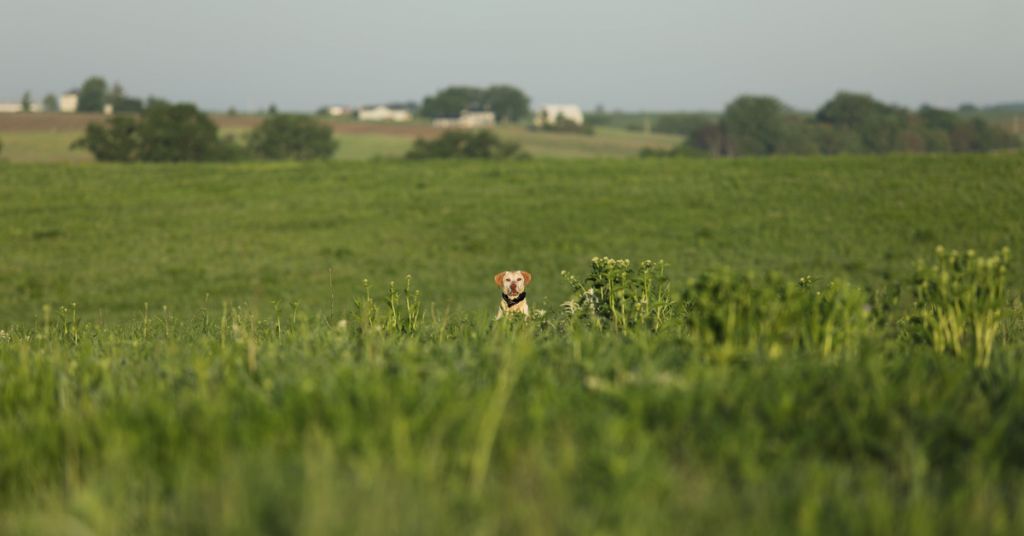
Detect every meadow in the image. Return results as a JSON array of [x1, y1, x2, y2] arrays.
[[2, 154, 1024, 534]]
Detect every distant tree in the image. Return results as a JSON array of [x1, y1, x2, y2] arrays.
[[109, 83, 125, 104], [815, 92, 908, 152], [136, 102, 234, 161], [21, 91, 31, 112], [248, 115, 337, 160], [684, 120, 728, 156], [652, 113, 717, 136], [816, 92, 895, 128], [73, 101, 241, 162], [776, 119, 822, 155], [949, 118, 1020, 152], [268, 104, 278, 115], [71, 117, 140, 161], [811, 124, 863, 155], [586, 111, 613, 127], [77, 76, 108, 112], [482, 85, 530, 122], [406, 130, 525, 159], [421, 85, 532, 120], [113, 97, 145, 113], [922, 129, 952, 152], [721, 96, 787, 155], [43, 94, 58, 112], [96, 82, 144, 113], [655, 90, 1017, 159], [919, 105, 959, 131], [421, 86, 485, 118], [227, 107, 238, 116]]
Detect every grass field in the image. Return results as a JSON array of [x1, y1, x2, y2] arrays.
[[3, 155, 1023, 323], [3, 154, 1024, 534]]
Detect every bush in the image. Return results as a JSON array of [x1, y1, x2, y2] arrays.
[[910, 246, 1009, 367], [406, 130, 526, 159], [72, 102, 242, 162], [680, 271, 870, 359], [561, 257, 676, 331], [248, 115, 338, 160], [74, 117, 139, 161]]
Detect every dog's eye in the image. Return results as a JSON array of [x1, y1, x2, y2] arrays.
[[517, 278, 522, 281]]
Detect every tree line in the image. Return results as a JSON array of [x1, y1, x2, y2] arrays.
[[74, 102, 336, 162], [419, 85, 530, 121], [647, 92, 1020, 157]]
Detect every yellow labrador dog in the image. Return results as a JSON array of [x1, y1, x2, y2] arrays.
[[494, 270, 531, 318]]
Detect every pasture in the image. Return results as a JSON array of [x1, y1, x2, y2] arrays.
[[2, 154, 1024, 534]]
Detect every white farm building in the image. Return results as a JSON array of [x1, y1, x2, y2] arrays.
[[432, 110, 496, 129], [356, 105, 412, 122], [58, 92, 79, 113], [534, 104, 585, 127]]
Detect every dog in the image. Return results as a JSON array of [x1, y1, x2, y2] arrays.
[[494, 270, 531, 318]]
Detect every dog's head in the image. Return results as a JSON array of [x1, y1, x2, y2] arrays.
[[494, 270, 532, 297]]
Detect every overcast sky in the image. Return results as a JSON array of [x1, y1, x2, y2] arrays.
[[2, 0, 1022, 112]]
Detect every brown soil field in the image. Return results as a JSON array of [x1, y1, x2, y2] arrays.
[[0, 112, 438, 137]]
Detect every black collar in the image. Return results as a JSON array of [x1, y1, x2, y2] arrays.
[[502, 292, 527, 308]]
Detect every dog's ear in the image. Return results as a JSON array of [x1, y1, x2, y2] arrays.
[[494, 272, 506, 288], [521, 271, 532, 286]]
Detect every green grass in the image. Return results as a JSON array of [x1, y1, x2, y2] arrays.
[[332, 133, 413, 160], [2, 154, 1023, 324], [495, 125, 680, 158], [3, 154, 1024, 534], [0, 132, 93, 163]]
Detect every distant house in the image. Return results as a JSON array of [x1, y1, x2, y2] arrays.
[[534, 104, 585, 127], [0, 101, 44, 113], [432, 110, 496, 129], [103, 103, 114, 115], [326, 105, 350, 117], [356, 105, 412, 122], [58, 92, 79, 113]]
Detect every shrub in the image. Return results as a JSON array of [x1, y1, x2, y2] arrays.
[[248, 115, 338, 160], [910, 246, 1009, 367], [406, 130, 526, 159], [680, 271, 870, 359], [561, 257, 676, 331], [73, 117, 139, 161], [72, 102, 242, 162]]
